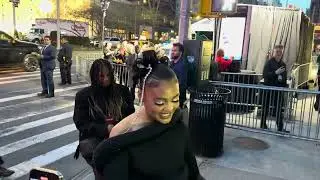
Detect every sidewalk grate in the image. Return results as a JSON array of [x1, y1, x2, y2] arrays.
[[232, 137, 270, 150]]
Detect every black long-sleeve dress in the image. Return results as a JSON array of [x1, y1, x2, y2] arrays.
[[93, 108, 203, 180]]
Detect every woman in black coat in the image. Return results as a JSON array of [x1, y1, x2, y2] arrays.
[[73, 59, 135, 167], [94, 62, 204, 180]]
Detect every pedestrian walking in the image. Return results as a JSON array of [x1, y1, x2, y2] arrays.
[[58, 36, 73, 85], [94, 62, 205, 180], [33, 36, 57, 98], [73, 59, 135, 172]]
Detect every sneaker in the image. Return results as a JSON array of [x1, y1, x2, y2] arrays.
[[0, 166, 15, 177]]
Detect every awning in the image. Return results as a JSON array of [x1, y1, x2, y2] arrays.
[[191, 18, 215, 32]]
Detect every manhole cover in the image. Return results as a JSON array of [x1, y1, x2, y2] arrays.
[[232, 137, 270, 150]]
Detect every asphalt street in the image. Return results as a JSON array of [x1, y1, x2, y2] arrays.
[[0, 65, 92, 180]]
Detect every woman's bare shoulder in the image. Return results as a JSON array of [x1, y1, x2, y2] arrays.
[[110, 113, 136, 137]]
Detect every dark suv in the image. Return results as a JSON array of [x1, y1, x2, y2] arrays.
[[0, 31, 40, 72]]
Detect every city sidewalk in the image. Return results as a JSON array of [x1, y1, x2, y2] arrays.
[[76, 128, 320, 180]]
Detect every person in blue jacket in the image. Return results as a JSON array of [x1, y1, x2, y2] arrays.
[[33, 36, 57, 98]]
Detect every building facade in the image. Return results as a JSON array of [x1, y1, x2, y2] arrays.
[[310, 0, 320, 24]]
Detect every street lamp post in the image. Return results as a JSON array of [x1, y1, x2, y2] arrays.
[[178, 0, 190, 44], [100, 0, 110, 51], [57, 0, 61, 49], [9, 0, 20, 38]]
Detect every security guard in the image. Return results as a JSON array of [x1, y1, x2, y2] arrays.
[[58, 36, 73, 85]]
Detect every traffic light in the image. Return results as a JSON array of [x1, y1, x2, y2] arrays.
[[9, 0, 20, 7]]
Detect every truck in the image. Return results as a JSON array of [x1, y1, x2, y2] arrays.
[[26, 18, 89, 44]]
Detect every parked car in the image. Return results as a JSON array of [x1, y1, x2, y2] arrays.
[[103, 37, 121, 47], [0, 31, 41, 72]]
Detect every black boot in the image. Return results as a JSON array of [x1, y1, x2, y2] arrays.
[[0, 166, 15, 177], [37, 91, 47, 97], [45, 92, 55, 98]]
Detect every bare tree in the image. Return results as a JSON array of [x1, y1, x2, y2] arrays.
[[71, 4, 103, 38], [143, 0, 162, 27]]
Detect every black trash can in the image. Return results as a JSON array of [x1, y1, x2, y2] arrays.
[[189, 84, 230, 158]]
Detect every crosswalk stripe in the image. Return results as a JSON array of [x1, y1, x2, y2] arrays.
[[0, 71, 60, 81], [0, 84, 88, 103], [0, 111, 73, 138], [0, 102, 75, 125], [7, 69, 60, 76], [0, 74, 74, 85], [0, 124, 76, 156], [7, 141, 78, 179], [3, 81, 86, 95], [0, 92, 75, 110]]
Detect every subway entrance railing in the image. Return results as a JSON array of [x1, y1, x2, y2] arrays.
[[75, 56, 320, 141]]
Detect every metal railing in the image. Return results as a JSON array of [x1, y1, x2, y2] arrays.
[[211, 81, 320, 141], [220, 71, 263, 84], [291, 63, 310, 89], [75, 55, 129, 86], [220, 63, 312, 89], [75, 52, 104, 82]]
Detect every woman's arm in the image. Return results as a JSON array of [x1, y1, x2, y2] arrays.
[[99, 152, 129, 180], [94, 141, 129, 180], [185, 137, 201, 180]]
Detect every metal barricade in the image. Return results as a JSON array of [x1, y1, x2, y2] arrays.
[[211, 81, 320, 141], [75, 52, 104, 83], [112, 63, 129, 87], [220, 71, 263, 84], [75, 53, 129, 87], [291, 63, 311, 89]]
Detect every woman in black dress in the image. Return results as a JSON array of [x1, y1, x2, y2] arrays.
[[94, 61, 204, 179]]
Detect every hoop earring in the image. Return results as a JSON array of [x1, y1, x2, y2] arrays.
[[139, 65, 152, 106]]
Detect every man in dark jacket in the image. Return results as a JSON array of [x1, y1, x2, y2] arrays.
[[58, 36, 73, 85], [261, 45, 288, 132], [33, 36, 57, 98], [170, 43, 188, 108]]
